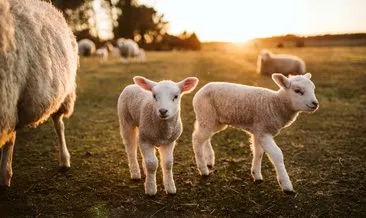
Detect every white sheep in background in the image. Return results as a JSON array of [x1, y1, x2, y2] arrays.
[[192, 73, 318, 193], [95, 47, 109, 61], [0, 0, 77, 190], [257, 49, 306, 75], [117, 76, 199, 195], [116, 38, 146, 62], [78, 38, 96, 57]]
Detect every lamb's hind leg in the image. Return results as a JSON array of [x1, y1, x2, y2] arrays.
[[121, 124, 141, 180], [203, 139, 215, 168], [0, 132, 16, 190], [192, 122, 225, 176], [52, 114, 71, 171]]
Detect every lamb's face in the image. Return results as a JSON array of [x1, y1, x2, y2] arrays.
[[151, 83, 182, 119], [133, 76, 199, 120], [272, 73, 319, 113], [288, 75, 319, 112]]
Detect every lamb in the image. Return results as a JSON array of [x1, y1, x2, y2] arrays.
[[95, 47, 109, 61], [257, 49, 306, 75], [116, 38, 146, 62], [117, 76, 198, 195], [192, 73, 318, 193], [0, 0, 77, 190], [78, 38, 96, 57]]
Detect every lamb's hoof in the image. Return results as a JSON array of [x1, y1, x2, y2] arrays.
[[58, 166, 70, 172], [283, 189, 296, 195], [207, 164, 214, 169], [201, 173, 210, 178], [167, 192, 176, 196], [145, 193, 157, 198], [254, 179, 263, 184], [0, 185, 9, 194], [130, 177, 141, 181]]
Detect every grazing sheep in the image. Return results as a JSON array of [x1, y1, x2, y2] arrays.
[[257, 49, 306, 75], [116, 38, 146, 62], [118, 76, 198, 195], [192, 73, 318, 193], [78, 38, 96, 57], [95, 47, 108, 61], [0, 0, 77, 190]]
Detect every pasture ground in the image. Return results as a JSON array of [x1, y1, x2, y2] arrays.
[[0, 46, 365, 217]]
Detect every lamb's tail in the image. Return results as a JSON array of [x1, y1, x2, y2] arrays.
[[0, 0, 14, 52]]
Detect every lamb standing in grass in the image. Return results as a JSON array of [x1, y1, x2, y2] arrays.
[[78, 38, 96, 57], [118, 76, 198, 195], [0, 0, 77, 190], [117, 38, 146, 62], [257, 49, 306, 75], [192, 73, 318, 193], [95, 47, 109, 61]]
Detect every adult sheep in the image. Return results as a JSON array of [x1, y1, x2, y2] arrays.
[[257, 49, 306, 75], [78, 38, 96, 57], [0, 0, 78, 190], [117, 38, 146, 62]]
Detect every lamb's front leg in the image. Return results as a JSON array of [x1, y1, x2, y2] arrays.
[[259, 134, 294, 193], [158, 142, 176, 194], [139, 141, 158, 196], [0, 132, 16, 190], [251, 136, 264, 183]]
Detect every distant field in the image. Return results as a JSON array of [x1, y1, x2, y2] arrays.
[[0, 46, 365, 217]]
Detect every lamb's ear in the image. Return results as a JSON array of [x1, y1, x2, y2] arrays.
[[178, 77, 199, 94], [133, 76, 157, 91], [304, 72, 312, 79], [272, 73, 290, 89]]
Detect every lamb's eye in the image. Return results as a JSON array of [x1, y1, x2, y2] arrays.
[[153, 94, 157, 100], [173, 95, 178, 101], [294, 89, 304, 95]]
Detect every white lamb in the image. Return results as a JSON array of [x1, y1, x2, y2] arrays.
[[0, 0, 77, 190], [116, 38, 146, 62], [78, 38, 96, 57], [117, 76, 199, 195], [192, 73, 318, 193], [95, 47, 109, 61], [257, 49, 306, 75]]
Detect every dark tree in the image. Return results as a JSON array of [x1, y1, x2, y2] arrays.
[[112, 0, 168, 46], [184, 33, 201, 50], [113, 0, 136, 39]]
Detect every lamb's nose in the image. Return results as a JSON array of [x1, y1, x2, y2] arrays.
[[312, 101, 318, 107], [159, 109, 168, 115]]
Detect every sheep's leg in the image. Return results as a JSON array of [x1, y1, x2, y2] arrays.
[[52, 114, 70, 170], [192, 125, 213, 176], [259, 135, 294, 193], [0, 132, 15, 189], [121, 125, 141, 180], [203, 139, 215, 168], [140, 141, 158, 195], [158, 142, 176, 194], [251, 136, 264, 182]]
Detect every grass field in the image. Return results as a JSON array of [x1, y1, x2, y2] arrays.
[[0, 46, 365, 217]]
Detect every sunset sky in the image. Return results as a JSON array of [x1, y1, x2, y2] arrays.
[[141, 0, 366, 42]]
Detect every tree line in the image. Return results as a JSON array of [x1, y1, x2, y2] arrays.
[[49, 0, 201, 50]]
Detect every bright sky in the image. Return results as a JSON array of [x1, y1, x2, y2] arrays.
[[141, 0, 366, 42]]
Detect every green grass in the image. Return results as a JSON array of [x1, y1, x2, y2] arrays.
[[0, 46, 365, 217]]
